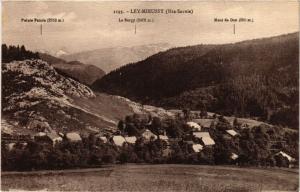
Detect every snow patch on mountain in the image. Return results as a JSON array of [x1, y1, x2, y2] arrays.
[[56, 50, 68, 57]]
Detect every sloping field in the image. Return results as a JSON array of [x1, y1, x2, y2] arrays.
[[71, 93, 177, 132], [2, 165, 298, 191]]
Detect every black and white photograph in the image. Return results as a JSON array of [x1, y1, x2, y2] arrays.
[[1, 1, 299, 191]]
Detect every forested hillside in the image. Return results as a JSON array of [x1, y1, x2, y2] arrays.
[[93, 33, 299, 128]]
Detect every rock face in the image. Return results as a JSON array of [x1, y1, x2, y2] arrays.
[[2, 59, 115, 135], [2, 59, 181, 136]]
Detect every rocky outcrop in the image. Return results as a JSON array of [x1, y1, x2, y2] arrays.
[[2, 60, 114, 135]]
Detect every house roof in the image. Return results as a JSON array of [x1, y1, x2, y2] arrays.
[[186, 122, 201, 130], [66, 132, 82, 142], [192, 144, 203, 152], [193, 132, 210, 138], [7, 143, 16, 151], [202, 137, 215, 146], [226, 129, 238, 137], [113, 135, 126, 146], [125, 136, 137, 144], [192, 119, 214, 128], [159, 135, 169, 141], [142, 129, 157, 140], [193, 132, 215, 145], [231, 153, 239, 160], [276, 151, 296, 162], [35, 132, 46, 137], [47, 132, 62, 141], [99, 136, 108, 143], [95, 133, 106, 139]]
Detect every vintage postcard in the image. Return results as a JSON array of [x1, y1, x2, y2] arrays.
[[1, 1, 299, 191]]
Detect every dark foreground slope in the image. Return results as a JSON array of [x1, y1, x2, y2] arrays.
[[93, 33, 299, 128], [2, 165, 299, 191]]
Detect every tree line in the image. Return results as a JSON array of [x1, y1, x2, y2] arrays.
[[2, 114, 298, 171], [2, 44, 40, 63]]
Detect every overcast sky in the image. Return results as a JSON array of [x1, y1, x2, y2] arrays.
[[2, 1, 299, 54]]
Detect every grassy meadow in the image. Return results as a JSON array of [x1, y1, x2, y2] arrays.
[[2, 164, 298, 191]]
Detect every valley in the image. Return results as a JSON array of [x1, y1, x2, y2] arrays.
[[1, 33, 299, 191], [2, 1, 299, 191]]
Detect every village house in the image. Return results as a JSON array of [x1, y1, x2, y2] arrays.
[[34, 132, 62, 146], [7, 143, 16, 151], [95, 134, 108, 143], [157, 135, 169, 148], [7, 142, 28, 151], [66, 132, 82, 142], [231, 153, 239, 160], [112, 135, 126, 146], [142, 129, 157, 141], [159, 135, 169, 141], [34, 132, 51, 145], [186, 122, 201, 131], [35, 132, 46, 137], [100, 136, 108, 143], [223, 129, 239, 140], [274, 151, 296, 168], [192, 144, 203, 153], [2, 131, 31, 152], [125, 136, 137, 144], [48, 132, 63, 145], [97, 135, 108, 143], [192, 119, 215, 129], [226, 129, 239, 137], [193, 132, 215, 146]]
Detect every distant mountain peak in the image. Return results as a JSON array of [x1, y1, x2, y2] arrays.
[[55, 50, 68, 57], [60, 43, 172, 73]]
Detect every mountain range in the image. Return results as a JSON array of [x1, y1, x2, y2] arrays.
[[39, 53, 105, 85], [92, 32, 299, 128], [60, 43, 172, 73]]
